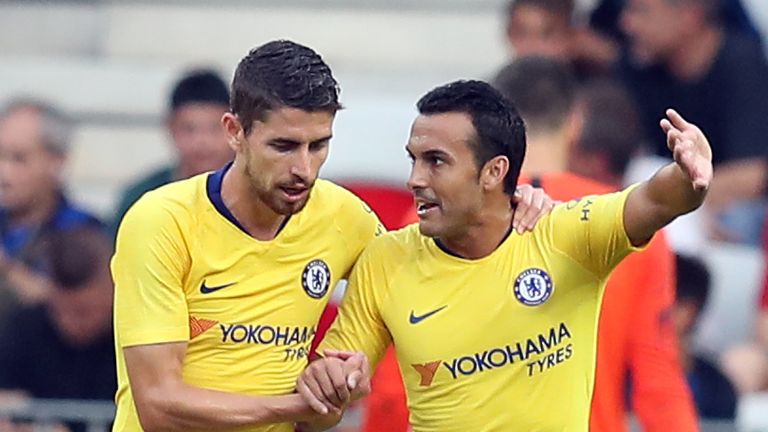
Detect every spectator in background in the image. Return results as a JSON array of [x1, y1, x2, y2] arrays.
[[674, 254, 737, 419], [110, 69, 232, 235], [505, 0, 573, 61], [504, 0, 619, 80], [493, 57, 697, 432], [590, 0, 763, 47], [720, 222, 768, 395], [0, 99, 102, 315], [619, 0, 768, 244], [571, 80, 707, 255], [0, 227, 115, 430]]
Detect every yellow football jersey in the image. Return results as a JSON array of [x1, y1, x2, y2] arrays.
[[111, 164, 383, 432], [320, 187, 644, 432]]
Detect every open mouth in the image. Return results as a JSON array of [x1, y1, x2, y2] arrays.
[[416, 201, 440, 217], [280, 186, 308, 202]]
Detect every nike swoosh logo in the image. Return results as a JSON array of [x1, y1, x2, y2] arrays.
[[200, 280, 236, 294], [409, 306, 447, 324]]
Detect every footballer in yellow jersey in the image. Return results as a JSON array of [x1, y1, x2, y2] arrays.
[[112, 40, 386, 432], [320, 189, 641, 431], [112, 163, 383, 432], [301, 80, 713, 431]]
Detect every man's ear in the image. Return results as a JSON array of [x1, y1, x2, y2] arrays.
[[481, 155, 510, 191], [222, 113, 245, 152]]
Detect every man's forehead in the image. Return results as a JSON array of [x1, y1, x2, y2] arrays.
[[0, 109, 42, 142], [251, 107, 334, 138], [409, 113, 474, 148]]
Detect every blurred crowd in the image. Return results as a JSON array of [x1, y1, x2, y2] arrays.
[[0, 0, 767, 430]]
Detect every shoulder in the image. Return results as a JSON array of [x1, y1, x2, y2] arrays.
[[539, 172, 616, 201], [312, 179, 383, 230], [358, 224, 422, 262], [311, 180, 370, 214], [53, 198, 103, 230], [120, 174, 205, 232]]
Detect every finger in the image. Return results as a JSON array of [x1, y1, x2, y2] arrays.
[[322, 349, 358, 361], [535, 196, 556, 224], [659, 118, 675, 134], [308, 363, 344, 411], [297, 376, 330, 415], [347, 369, 362, 390], [513, 188, 533, 233], [316, 360, 348, 407], [358, 354, 372, 393], [673, 140, 708, 188], [666, 129, 684, 152], [345, 352, 369, 390], [326, 357, 351, 404], [305, 368, 340, 413], [512, 187, 524, 203], [665, 108, 691, 130], [520, 190, 546, 231]]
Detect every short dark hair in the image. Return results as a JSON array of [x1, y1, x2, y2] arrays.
[[170, 69, 230, 113], [416, 80, 526, 195], [575, 79, 641, 177], [231, 40, 342, 136], [47, 227, 111, 291], [493, 57, 576, 135], [507, 0, 574, 20], [676, 253, 711, 314]]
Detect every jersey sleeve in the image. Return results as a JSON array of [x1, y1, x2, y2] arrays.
[[549, 184, 646, 278], [317, 241, 392, 369], [112, 193, 191, 347]]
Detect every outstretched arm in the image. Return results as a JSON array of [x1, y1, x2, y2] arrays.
[[624, 109, 712, 246]]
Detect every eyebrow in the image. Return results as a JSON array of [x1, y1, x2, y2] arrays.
[[269, 135, 333, 147], [405, 146, 452, 159], [423, 149, 450, 160]]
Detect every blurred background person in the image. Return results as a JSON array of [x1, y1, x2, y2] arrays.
[[675, 253, 738, 419], [110, 68, 232, 235], [570, 79, 708, 255], [589, 0, 762, 48], [720, 224, 768, 395], [0, 99, 102, 316], [504, 0, 619, 80], [0, 226, 115, 430], [618, 0, 768, 245]]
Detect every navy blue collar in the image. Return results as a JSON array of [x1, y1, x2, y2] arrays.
[[206, 161, 250, 235], [206, 162, 292, 237]]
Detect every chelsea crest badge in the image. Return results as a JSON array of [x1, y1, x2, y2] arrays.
[[513, 268, 554, 306]]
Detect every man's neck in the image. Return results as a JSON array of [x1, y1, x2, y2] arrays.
[[438, 201, 513, 260], [220, 162, 287, 241], [8, 191, 59, 228], [522, 131, 569, 175], [668, 26, 723, 81], [679, 334, 694, 374]]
